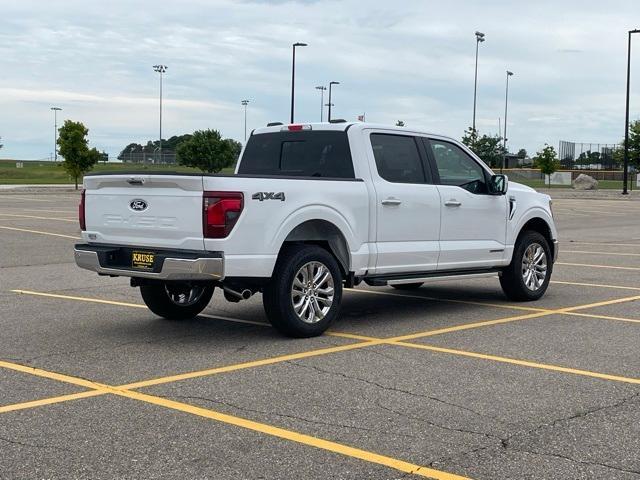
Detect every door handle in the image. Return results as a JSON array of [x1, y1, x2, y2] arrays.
[[444, 199, 462, 207], [381, 197, 402, 206]]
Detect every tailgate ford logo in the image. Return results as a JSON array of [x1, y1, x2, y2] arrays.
[[129, 199, 148, 212]]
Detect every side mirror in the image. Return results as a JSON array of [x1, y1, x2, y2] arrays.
[[489, 174, 508, 195]]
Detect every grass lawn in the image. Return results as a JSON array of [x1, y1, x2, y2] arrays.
[[515, 178, 623, 189], [0, 160, 233, 184], [0, 160, 630, 190]]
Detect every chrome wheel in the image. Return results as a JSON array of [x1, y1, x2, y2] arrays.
[[521, 243, 547, 291], [291, 261, 335, 324], [164, 284, 207, 307]]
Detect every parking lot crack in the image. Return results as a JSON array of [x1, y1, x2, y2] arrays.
[[172, 395, 421, 439], [431, 390, 640, 471], [502, 389, 640, 448], [373, 399, 503, 442], [12, 334, 204, 363], [0, 435, 74, 453], [505, 446, 640, 476], [286, 360, 509, 426]]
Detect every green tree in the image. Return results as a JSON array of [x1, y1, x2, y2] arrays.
[[533, 144, 559, 187], [176, 129, 241, 173], [517, 148, 527, 159], [57, 120, 101, 189], [612, 119, 640, 168], [0, 136, 3, 150], [461, 127, 506, 168], [395, 120, 405, 127]]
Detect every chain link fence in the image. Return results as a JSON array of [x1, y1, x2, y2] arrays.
[[558, 140, 619, 170]]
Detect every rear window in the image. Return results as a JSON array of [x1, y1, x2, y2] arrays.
[[238, 131, 355, 178]]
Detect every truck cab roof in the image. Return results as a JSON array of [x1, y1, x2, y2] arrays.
[[252, 122, 448, 140]]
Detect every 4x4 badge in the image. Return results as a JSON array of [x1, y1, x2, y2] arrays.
[[252, 192, 285, 202]]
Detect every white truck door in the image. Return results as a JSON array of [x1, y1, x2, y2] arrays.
[[425, 138, 507, 270], [367, 131, 441, 275]]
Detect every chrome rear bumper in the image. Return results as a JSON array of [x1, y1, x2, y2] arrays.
[[74, 245, 224, 281]]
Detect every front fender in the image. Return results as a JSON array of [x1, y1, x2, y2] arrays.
[[510, 206, 557, 244]]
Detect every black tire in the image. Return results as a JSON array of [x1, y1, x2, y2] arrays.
[[263, 245, 343, 338], [391, 283, 424, 290], [140, 282, 214, 320], [500, 231, 552, 301]]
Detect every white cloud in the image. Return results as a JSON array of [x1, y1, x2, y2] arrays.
[[0, 0, 639, 158]]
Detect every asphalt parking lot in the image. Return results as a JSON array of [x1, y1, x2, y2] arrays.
[[2, 190, 640, 479]]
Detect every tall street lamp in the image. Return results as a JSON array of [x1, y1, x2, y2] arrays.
[[623, 29, 640, 194], [290, 42, 307, 124], [315, 85, 326, 122], [472, 31, 485, 132], [153, 64, 167, 163], [502, 70, 514, 172], [241, 99, 250, 142], [50, 107, 62, 163], [327, 81, 340, 122]]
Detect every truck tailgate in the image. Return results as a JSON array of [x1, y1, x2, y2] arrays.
[[83, 174, 205, 250]]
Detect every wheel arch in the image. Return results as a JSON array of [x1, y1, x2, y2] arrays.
[[517, 216, 555, 260], [278, 219, 351, 276]]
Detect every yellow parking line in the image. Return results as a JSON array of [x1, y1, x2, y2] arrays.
[[551, 280, 640, 291], [566, 241, 640, 248], [0, 390, 103, 414], [0, 359, 464, 479], [114, 388, 468, 480], [0, 213, 77, 222], [0, 360, 111, 392], [12, 290, 146, 309], [199, 313, 268, 327], [391, 341, 640, 385], [562, 250, 640, 257], [565, 311, 640, 324], [346, 288, 548, 313], [0, 225, 80, 240], [558, 294, 640, 312], [551, 209, 591, 217], [18, 208, 77, 214], [388, 311, 551, 342], [557, 262, 640, 271], [121, 340, 383, 390]]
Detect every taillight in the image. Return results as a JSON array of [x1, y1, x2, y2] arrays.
[[203, 191, 243, 238], [79, 189, 86, 231]]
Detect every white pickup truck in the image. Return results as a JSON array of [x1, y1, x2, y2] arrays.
[[75, 122, 558, 337]]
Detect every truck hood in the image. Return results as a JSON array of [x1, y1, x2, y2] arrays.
[[508, 180, 552, 204], [507, 180, 536, 193]]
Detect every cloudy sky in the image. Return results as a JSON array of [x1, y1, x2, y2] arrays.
[[1, 0, 640, 159]]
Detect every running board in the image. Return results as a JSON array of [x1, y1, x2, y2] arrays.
[[364, 269, 500, 287]]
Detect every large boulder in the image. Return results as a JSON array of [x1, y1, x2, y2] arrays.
[[572, 173, 598, 190]]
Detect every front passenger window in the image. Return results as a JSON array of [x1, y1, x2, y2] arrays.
[[429, 140, 488, 194]]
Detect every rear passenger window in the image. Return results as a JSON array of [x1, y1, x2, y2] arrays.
[[370, 134, 427, 184], [239, 131, 354, 178]]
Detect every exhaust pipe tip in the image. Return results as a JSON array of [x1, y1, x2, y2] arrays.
[[222, 286, 253, 302]]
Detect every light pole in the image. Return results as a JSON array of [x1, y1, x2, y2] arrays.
[[315, 85, 326, 122], [241, 99, 250, 142], [502, 70, 514, 172], [290, 42, 307, 124], [623, 30, 640, 194], [50, 107, 62, 163], [327, 81, 340, 122], [472, 31, 485, 131], [153, 64, 167, 163]]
